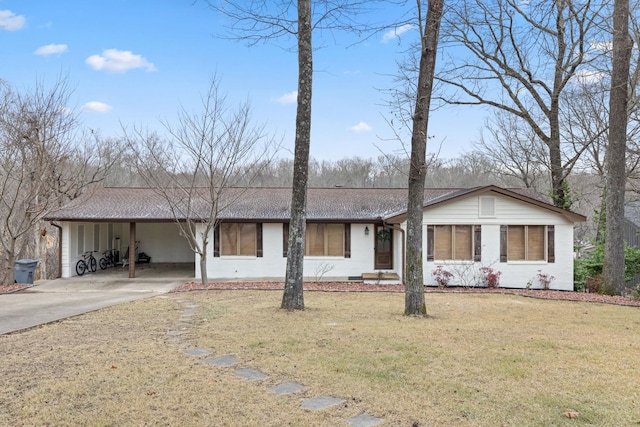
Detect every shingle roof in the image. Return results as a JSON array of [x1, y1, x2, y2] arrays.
[[46, 185, 584, 223]]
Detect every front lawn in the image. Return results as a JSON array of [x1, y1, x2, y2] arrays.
[[1, 291, 638, 426]]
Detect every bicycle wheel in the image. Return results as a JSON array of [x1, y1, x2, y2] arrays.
[[99, 257, 107, 270], [76, 260, 87, 276], [89, 256, 97, 272]]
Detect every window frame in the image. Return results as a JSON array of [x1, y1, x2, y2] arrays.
[[282, 222, 351, 258], [500, 224, 554, 263], [214, 222, 263, 257], [427, 224, 481, 262]]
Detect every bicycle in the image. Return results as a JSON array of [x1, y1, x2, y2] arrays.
[[99, 249, 116, 270], [75, 251, 98, 276]]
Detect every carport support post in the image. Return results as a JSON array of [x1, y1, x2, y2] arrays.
[[129, 222, 136, 278]]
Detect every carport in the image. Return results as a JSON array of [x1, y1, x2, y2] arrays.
[[46, 188, 197, 279]]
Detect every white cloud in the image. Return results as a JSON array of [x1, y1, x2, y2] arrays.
[[274, 90, 297, 104], [590, 40, 612, 52], [573, 69, 605, 84], [85, 49, 156, 73], [82, 101, 112, 113], [381, 24, 414, 43], [349, 121, 372, 133], [34, 44, 68, 56], [0, 10, 26, 31]]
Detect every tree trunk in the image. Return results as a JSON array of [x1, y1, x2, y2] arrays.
[[604, 0, 633, 295], [6, 240, 16, 285], [405, 0, 444, 316], [282, 0, 312, 311], [200, 226, 209, 288]]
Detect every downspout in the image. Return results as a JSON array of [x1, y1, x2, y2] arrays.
[[383, 220, 406, 285], [51, 222, 62, 279]]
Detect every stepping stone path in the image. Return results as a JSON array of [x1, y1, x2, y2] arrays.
[[165, 298, 384, 426]]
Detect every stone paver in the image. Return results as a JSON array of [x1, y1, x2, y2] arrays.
[[300, 396, 345, 411], [184, 347, 211, 357], [234, 368, 269, 381], [348, 413, 384, 427], [269, 381, 305, 395], [203, 355, 237, 367], [167, 297, 384, 424]]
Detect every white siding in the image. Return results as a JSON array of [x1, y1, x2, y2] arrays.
[[199, 223, 396, 281], [128, 223, 193, 263], [421, 193, 576, 291]]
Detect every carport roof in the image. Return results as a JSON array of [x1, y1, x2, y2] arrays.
[[46, 185, 583, 223]]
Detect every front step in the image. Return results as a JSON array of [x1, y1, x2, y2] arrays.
[[361, 272, 402, 285]]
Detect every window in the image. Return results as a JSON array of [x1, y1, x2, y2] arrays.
[[435, 225, 472, 260], [428, 225, 481, 262], [501, 225, 550, 262], [220, 223, 257, 256], [306, 223, 344, 256], [282, 223, 351, 258]]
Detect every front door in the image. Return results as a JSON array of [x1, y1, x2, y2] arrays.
[[374, 225, 393, 270]]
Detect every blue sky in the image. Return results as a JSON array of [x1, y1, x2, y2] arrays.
[[0, 1, 483, 161]]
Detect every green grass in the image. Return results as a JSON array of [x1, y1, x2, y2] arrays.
[[1, 290, 639, 426]]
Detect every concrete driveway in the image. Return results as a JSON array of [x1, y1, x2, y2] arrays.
[[0, 263, 194, 335]]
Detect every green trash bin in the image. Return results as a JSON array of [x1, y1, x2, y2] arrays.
[[14, 259, 39, 284]]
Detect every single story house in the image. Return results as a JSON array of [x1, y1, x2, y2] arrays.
[[47, 185, 586, 290]]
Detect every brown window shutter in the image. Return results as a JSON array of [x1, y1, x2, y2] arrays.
[[214, 223, 220, 257], [256, 223, 263, 257], [427, 225, 434, 261], [474, 225, 482, 262], [282, 223, 289, 257], [344, 224, 351, 258], [500, 225, 507, 262], [547, 225, 555, 263]]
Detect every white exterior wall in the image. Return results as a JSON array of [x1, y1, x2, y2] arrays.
[[122, 223, 193, 263], [61, 221, 193, 277], [421, 193, 576, 290], [198, 222, 394, 281]]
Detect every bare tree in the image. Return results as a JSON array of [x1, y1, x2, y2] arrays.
[[127, 77, 277, 287], [474, 111, 550, 190], [438, 0, 606, 209], [213, 0, 392, 310], [0, 79, 113, 284], [604, 0, 634, 294], [405, 0, 444, 316]]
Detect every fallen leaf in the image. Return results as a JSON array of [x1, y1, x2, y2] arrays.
[[563, 411, 579, 419]]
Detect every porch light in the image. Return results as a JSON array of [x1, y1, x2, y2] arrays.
[[365, 226, 369, 236]]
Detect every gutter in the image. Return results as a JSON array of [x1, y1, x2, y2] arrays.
[[383, 220, 405, 286], [50, 222, 62, 279]]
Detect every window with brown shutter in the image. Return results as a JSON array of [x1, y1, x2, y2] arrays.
[[504, 225, 548, 261], [220, 223, 259, 256], [306, 223, 345, 256], [433, 225, 473, 261]]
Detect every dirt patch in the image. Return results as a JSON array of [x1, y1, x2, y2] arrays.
[[172, 281, 640, 307]]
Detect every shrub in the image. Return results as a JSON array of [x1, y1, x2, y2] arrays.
[[536, 270, 555, 290], [479, 266, 502, 288], [574, 243, 640, 294], [431, 266, 453, 288]]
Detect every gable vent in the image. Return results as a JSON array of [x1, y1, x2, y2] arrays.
[[479, 196, 496, 217]]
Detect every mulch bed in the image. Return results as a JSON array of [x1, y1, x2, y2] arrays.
[[172, 281, 640, 307], [0, 283, 32, 294]]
